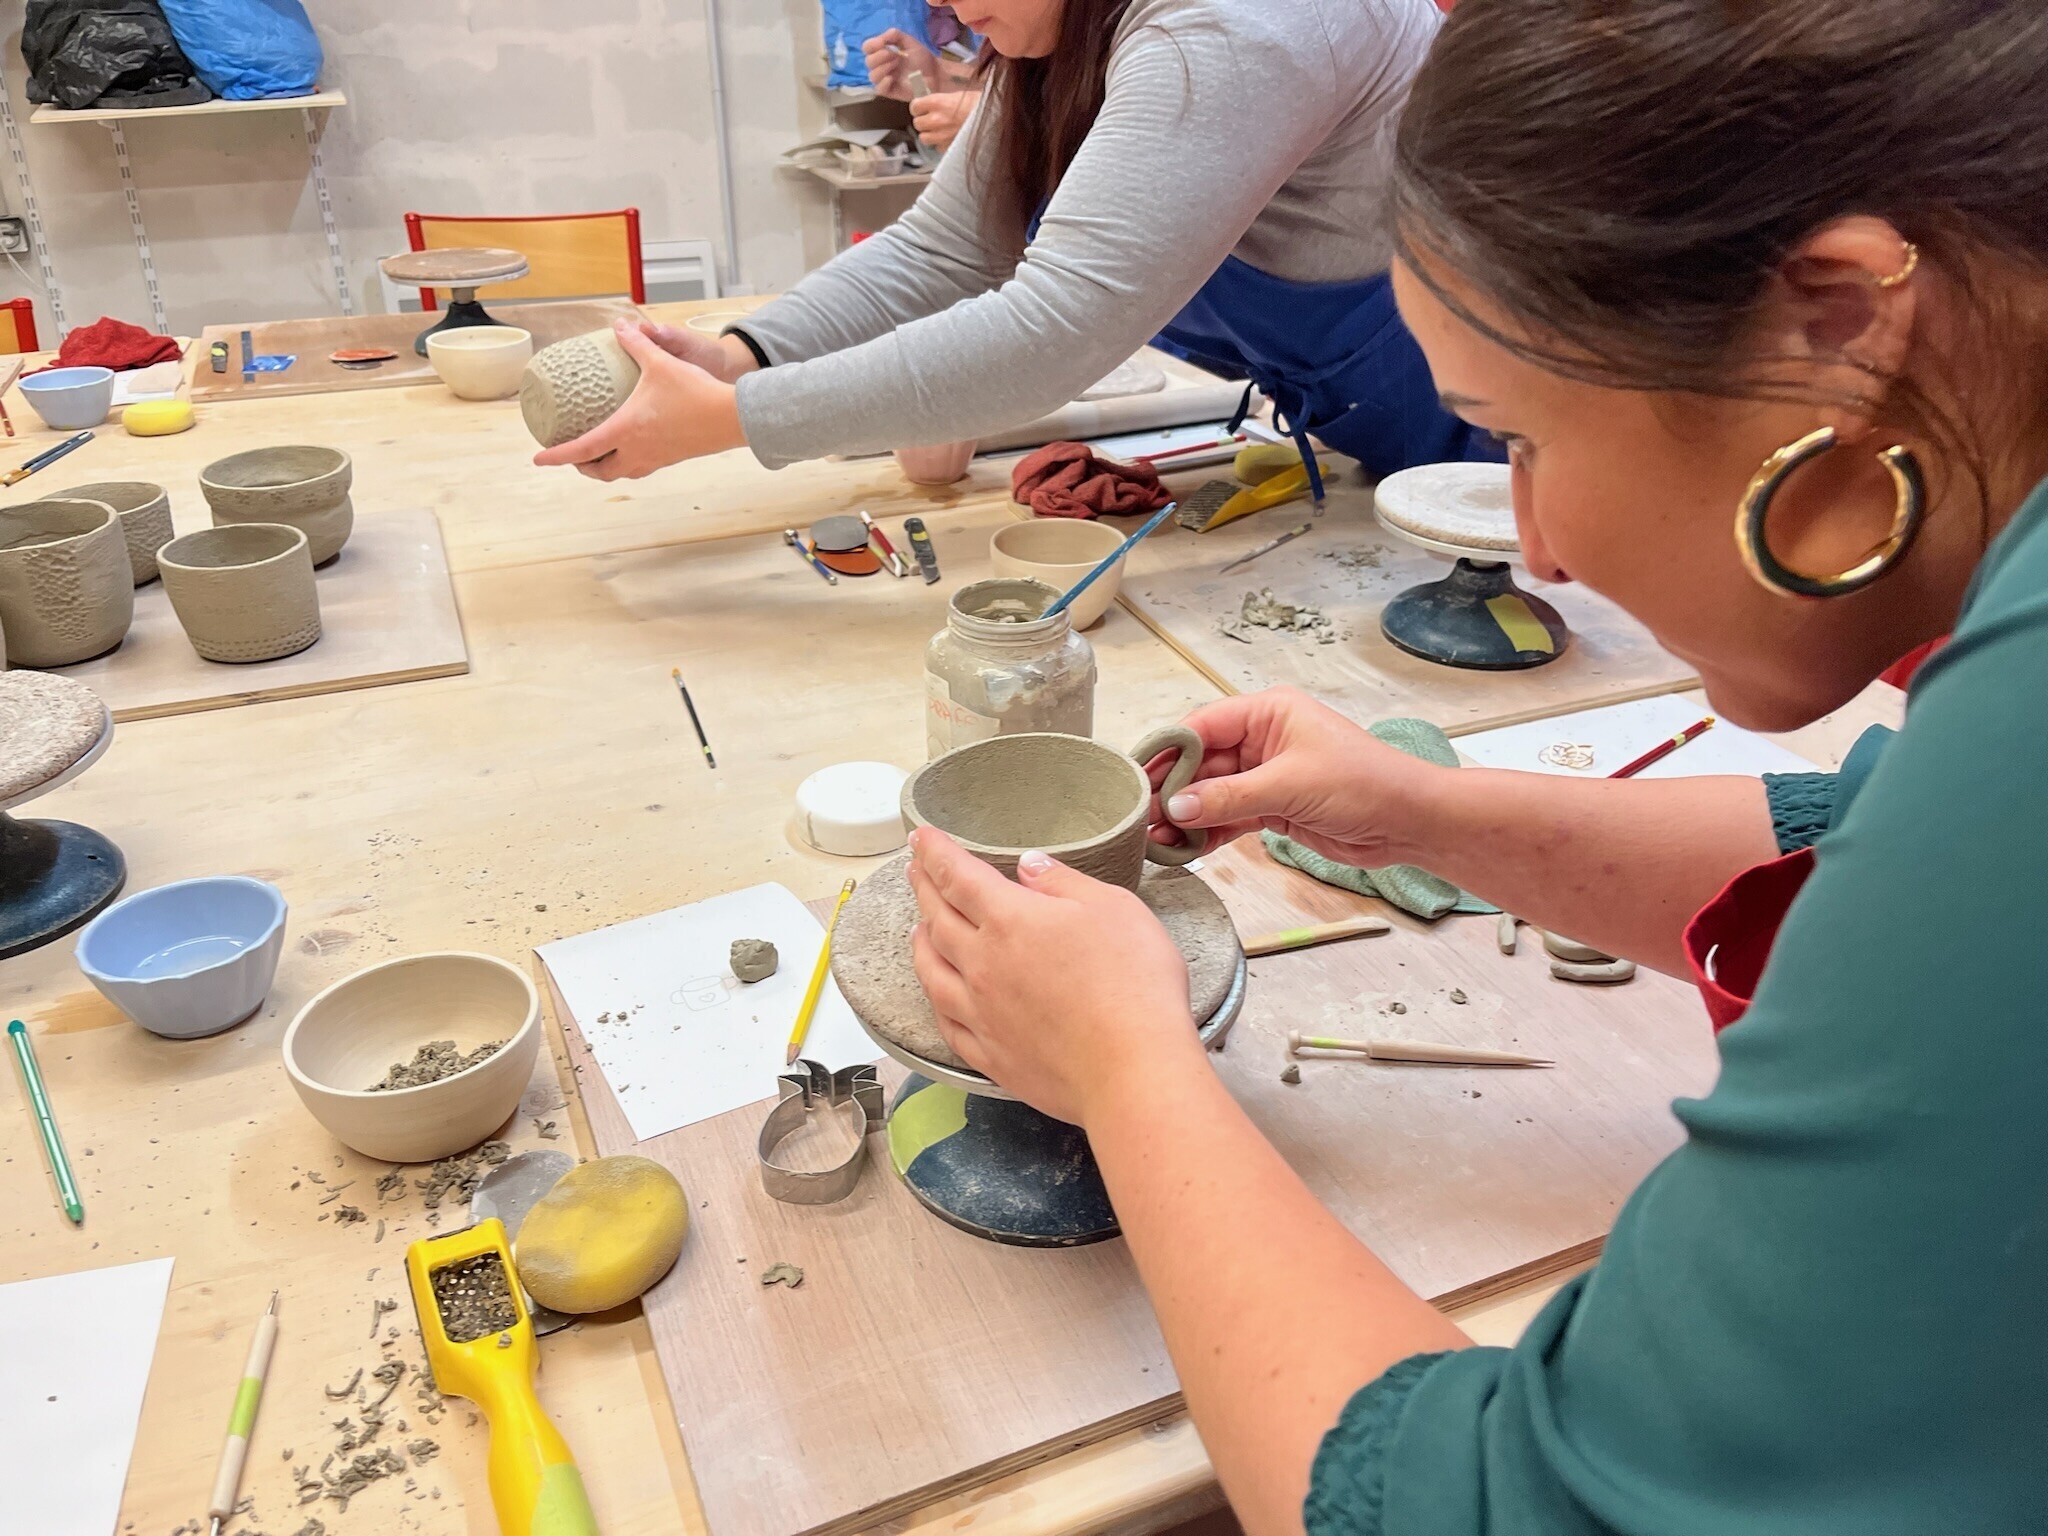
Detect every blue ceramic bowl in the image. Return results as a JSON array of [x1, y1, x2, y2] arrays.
[[19, 366, 115, 430], [76, 877, 288, 1039]]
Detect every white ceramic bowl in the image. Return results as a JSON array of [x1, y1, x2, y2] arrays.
[[990, 518, 1133, 629], [19, 366, 115, 430], [427, 326, 535, 401], [283, 952, 541, 1163], [75, 876, 288, 1038]]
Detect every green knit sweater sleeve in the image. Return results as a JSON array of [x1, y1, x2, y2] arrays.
[[1304, 481, 2048, 1534]]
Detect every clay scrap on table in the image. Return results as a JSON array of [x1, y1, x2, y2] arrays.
[[1218, 588, 1337, 645], [730, 938, 779, 984], [761, 1262, 805, 1289]]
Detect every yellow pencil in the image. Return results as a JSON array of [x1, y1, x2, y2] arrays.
[[786, 880, 856, 1065]]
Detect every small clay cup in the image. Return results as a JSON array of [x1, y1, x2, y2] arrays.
[[427, 324, 533, 401], [47, 480, 173, 585], [520, 327, 641, 448], [894, 440, 977, 486], [990, 518, 1131, 630], [199, 445, 354, 566], [0, 498, 135, 666], [901, 728, 1209, 887], [158, 523, 321, 664]]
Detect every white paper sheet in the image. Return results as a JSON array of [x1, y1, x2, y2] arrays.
[[537, 883, 877, 1141], [0, 1255, 175, 1536], [1456, 694, 1820, 780]]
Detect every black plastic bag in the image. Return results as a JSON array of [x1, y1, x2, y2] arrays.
[[22, 0, 213, 111]]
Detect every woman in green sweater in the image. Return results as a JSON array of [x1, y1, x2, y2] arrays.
[[905, 2, 2048, 1531]]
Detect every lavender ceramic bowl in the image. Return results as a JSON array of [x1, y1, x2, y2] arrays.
[[75, 877, 288, 1039]]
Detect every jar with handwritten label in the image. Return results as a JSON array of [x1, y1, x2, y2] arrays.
[[924, 578, 1096, 759]]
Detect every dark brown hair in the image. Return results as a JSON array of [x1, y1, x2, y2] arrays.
[[972, 0, 1136, 254], [1392, 0, 2048, 418]]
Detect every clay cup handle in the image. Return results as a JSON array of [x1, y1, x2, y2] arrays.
[[1131, 726, 1209, 867]]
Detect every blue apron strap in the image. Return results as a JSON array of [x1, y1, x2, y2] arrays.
[[1229, 380, 1327, 505]]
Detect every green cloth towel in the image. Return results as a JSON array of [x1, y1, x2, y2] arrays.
[[1262, 718, 1499, 920]]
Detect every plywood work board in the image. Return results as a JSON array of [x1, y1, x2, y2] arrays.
[[51, 505, 467, 720], [1114, 469, 1700, 735], [548, 829, 1721, 1536], [187, 299, 643, 403]]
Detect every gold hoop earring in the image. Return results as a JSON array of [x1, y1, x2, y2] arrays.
[[1877, 243, 1920, 289], [1736, 427, 1927, 599]]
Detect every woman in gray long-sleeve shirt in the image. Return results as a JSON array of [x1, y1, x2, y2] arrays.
[[534, 0, 1494, 491]]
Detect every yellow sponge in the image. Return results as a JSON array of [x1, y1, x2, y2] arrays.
[[123, 400, 195, 436], [515, 1155, 689, 1314], [1234, 441, 1305, 484]]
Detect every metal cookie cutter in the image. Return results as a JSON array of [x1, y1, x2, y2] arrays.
[[758, 1059, 883, 1205]]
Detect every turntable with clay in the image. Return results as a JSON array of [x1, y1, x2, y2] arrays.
[[830, 729, 1247, 1246]]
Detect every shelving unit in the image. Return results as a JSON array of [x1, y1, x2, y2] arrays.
[[28, 89, 348, 125], [786, 71, 930, 250]]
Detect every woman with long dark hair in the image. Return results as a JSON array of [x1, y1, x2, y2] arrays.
[[907, 1, 2048, 1530], [536, 0, 1488, 492]]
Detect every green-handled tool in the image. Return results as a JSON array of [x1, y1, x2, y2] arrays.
[[207, 1291, 279, 1536], [8, 1018, 82, 1224]]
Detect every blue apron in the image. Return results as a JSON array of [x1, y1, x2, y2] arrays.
[[1155, 255, 1500, 500]]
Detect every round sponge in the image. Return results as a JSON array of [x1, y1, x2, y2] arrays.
[[519, 328, 641, 449], [515, 1154, 688, 1313], [123, 400, 195, 437]]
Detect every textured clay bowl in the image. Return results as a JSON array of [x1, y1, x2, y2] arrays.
[[19, 366, 114, 430], [520, 327, 641, 448], [75, 876, 288, 1039], [0, 498, 135, 666], [158, 523, 321, 664], [48, 480, 174, 585], [284, 952, 541, 1163], [990, 519, 1131, 630], [894, 439, 977, 486], [200, 446, 354, 566], [428, 325, 534, 401]]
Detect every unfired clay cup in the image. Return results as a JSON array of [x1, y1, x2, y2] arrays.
[[901, 728, 1209, 887], [283, 951, 541, 1163], [0, 498, 135, 666], [428, 324, 534, 401], [520, 327, 641, 448], [199, 446, 354, 566], [158, 523, 321, 664], [894, 439, 978, 486], [990, 518, 1132, 630], [47, 480, 173, 586]]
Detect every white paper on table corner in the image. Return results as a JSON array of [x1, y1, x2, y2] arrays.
[[0, 1255, 175, 1536], [537, 882, 877, 1141], [1455, 694, 1821, 780]]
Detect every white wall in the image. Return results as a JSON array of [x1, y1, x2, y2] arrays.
[[0, 0, 847, 338]]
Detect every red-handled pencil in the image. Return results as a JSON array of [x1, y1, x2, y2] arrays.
[[1135, 432, 1248, 467], [1610, 717, 1715, 779]]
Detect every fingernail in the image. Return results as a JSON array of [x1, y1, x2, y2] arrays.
[[1166, 792, 1199, 824], [907, 828, 926, 854], [1018, 849, 1052, 876]]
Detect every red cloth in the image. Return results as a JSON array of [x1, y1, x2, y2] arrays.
[[40, 316, 182, 372], [1880, 636, 1947, 691], [1011, 441, 1173, 520], [1681, 848, 1817, 1032]]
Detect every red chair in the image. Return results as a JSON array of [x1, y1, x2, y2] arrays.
[[0, 297, 40, 354], [403, 210, 646, 309]]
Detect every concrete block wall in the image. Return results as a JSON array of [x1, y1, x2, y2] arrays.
[[0, 1, 842, 337]]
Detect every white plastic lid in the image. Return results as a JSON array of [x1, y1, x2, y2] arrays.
[[794, 761, 911, 857]]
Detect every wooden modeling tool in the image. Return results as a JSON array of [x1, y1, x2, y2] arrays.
[[903, 517, 941, 583], [671, 667, 716, 769], [206, 1291, 279, 1536], [1219, 520, 1314, 575], [8, 1019, 81, 1223], [0, 357, 21, 437], [1243, 914, 1391, 957], [1, 429, 93, 486], [860, 510, 909, 577], [1610, 717, 1715, 779], [786, 879, 856, 1065], [1286, 1030, 1553, 1068], [405, 1221, 597, 1535], [784, 528, 838, 586], [1040, 499, 1179, 621]]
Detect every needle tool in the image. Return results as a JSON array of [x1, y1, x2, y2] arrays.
[[1219, 520, 1314, 575], [670, 667, 716, 769], [206, 1291, 280, 1536], [786, 880, 856, 1065], [784, 528, 838, 585], [1, 429, 93, 487]]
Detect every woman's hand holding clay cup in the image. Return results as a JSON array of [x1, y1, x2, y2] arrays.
[[1149, 687, 1440, 869], [632, 320, 761, 385], [532, 323, 746, 482]]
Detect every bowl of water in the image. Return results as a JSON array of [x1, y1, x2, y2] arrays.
[[75, 876, 288, 1038]]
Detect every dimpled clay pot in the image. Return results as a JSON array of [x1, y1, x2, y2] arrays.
[[199, 446, 354, 566], [0, 498, 135, 666], [158, 523, 321, 664], [901, 728, 1209, 888], [520, 327, 641, 449], [47, 481, 174, 586]]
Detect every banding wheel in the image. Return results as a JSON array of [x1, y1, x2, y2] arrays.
[[833, 855, 1245, 1246], [1374, 462, 1570, 670], [377, 247, 532, 357], [0, 676, 126, 959]]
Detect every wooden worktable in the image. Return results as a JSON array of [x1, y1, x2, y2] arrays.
[[0, 301, 1903, 1536]]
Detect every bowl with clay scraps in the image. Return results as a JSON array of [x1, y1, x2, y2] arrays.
[[19, 366, 115, 430], [199, 445, 354, 566], [427, 325, 534, 401], [990, 517, 1133, 629], [75, 876, 289, 1039], [283, 952, 541, 1163]]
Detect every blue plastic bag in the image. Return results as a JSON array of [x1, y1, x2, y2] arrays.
[[822, 0, 937, 90], [157, 0, 321, 100]]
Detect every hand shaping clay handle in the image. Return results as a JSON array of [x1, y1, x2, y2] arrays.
[[1131, 726, 1210, 867]]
